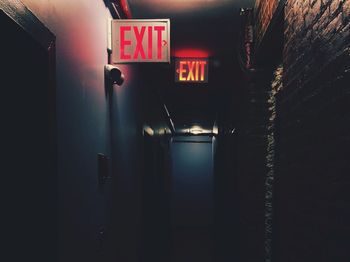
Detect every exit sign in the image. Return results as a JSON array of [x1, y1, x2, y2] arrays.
[[111, 19, 170, 63], [175, 58, 209, 83]]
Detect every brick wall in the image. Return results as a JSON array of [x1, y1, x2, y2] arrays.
[[274, 0, 350, 261], [254, 0, 280, 46], [236, 77, 270, 262], [283, 0, 350, 91]]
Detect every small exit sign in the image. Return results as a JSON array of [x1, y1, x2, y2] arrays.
[[175, 58, 209, 83]]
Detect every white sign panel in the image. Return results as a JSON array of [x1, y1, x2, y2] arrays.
[[111, 19, 170, 63]]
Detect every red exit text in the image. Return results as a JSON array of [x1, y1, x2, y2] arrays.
[[175, 59, 209, 83], [111, 19, 170, 63]]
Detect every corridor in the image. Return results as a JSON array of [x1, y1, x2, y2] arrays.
[[1, 0, 350, 261]]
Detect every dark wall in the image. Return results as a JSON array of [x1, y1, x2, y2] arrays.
[[141, 133, 172, 262], [213, 130, 239, 262], [238, 0, 350, 260], [235, 78, 268, 262], [20, 1, 147, 261], [274, 0, 350, 261]]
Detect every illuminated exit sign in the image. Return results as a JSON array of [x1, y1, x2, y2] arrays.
[[111, 19, 170, 63], [175, 58, 209, 83]]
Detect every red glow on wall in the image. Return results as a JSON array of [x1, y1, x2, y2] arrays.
[[173, 49, 210, 58], [175, 58, 209, 83]]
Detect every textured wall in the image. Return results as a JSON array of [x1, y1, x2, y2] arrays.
[[242, 0, 350, 260], [264, 65, 283, 262], [254, 0, 280, 46], [274, 0, 350, 261], [283, 0, 350, 91], [236, 78, 269, 262]]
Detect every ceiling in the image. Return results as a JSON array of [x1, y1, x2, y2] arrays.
[[127, 0, 255, 133]]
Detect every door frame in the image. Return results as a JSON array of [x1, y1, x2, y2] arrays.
[[0, 0, 57, 183], [0, 1, 57, 259]]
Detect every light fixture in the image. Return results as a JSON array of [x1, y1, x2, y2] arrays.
[[190, 125, 204, 135], [105, 64, 124, 86], [143, 125, 154, 136]]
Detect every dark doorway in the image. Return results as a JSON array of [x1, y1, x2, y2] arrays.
[[170, 136, 214, 262], [0, 3, 56, 261]]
